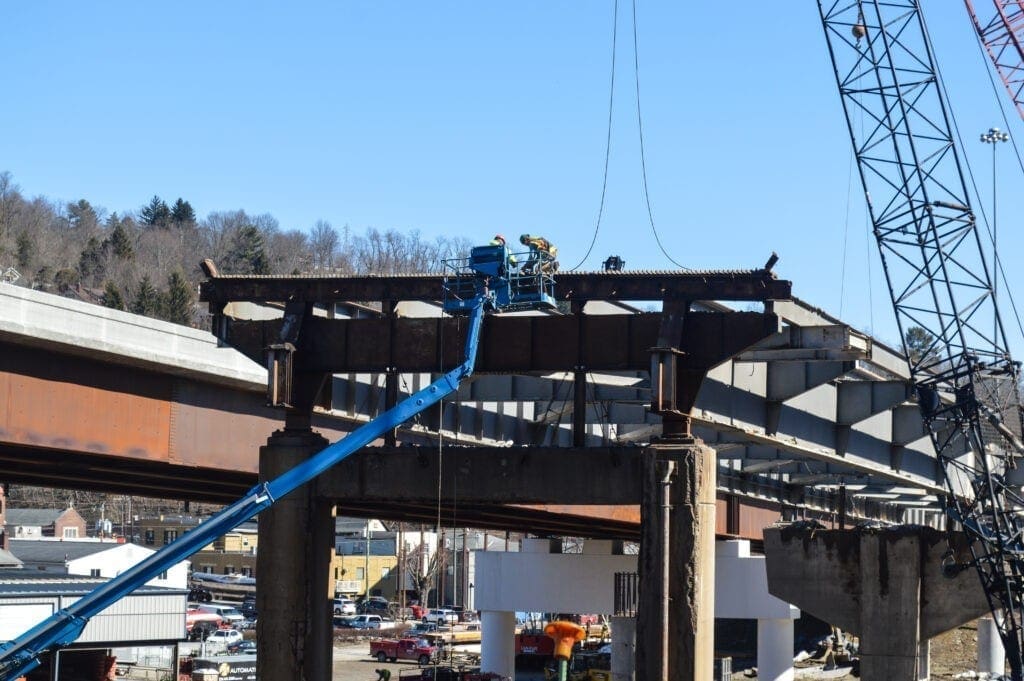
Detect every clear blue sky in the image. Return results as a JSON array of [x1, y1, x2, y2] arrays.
[[3, 2, 1023, 350]]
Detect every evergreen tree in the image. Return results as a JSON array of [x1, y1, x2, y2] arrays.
[[108, 218, 134, 260], [132, 275, 162, 316], [101, 281, 125, 310], [68, 199, 98, 230], [164, 270, 193, 325], [140, 196, 171, 227], [78, 236, 106, 284], [225, 225, 270, 274], [905, 326, 938, 366], [15, 231, 34, 268], [170, 198, 196, 225]]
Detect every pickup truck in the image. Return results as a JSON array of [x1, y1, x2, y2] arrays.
[[350, 614, 398, 630], [370, 637, 438, 664]]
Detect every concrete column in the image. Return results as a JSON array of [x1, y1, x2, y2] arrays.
[[480, 610, 516, 679], [257, 429, 332, 681], [757, 618, 794, 681], [636, 439, 716, 681], [978, 616, 1005, 675], [610, 615, 636, 681], [858, 532, 921, 679]]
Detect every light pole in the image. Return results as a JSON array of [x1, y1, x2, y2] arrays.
[[980, 127, 1009, 337]]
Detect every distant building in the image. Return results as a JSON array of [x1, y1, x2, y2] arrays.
[[9, 539, 189, 589], [5, 506, 87, 539], [134, 515, 258, 577]]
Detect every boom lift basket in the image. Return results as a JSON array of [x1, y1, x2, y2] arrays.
[[443, 244, 557, 313]]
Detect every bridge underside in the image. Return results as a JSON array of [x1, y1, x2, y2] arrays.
[[0, 268, 943, 536]]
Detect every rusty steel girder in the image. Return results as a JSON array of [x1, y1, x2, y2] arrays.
[[224, 311, 779, 374], [200, 269, 791, 307]]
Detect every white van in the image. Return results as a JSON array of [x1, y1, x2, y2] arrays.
[[195, 602, 245, 628]]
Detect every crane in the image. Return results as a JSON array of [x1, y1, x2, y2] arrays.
[[965, 0, 1024, 121], [0, 241, 546, 681], [817, 0, 1024, 676]]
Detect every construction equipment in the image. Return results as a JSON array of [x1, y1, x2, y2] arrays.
[[818, 1, 1024, 676], [964, 1, 1024, 121], [0, 245, 545, 681]]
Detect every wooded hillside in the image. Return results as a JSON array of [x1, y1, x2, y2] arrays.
[[0, 171, 472, 327]]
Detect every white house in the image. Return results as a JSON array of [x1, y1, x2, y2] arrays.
[[9, 539, 189, 590]]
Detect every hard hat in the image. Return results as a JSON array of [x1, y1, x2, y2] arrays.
[[493, 234, 505, 244]]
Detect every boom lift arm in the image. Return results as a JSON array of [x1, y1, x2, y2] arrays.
[[817, 1, 1024, 676], [0, 295, 490, 681]]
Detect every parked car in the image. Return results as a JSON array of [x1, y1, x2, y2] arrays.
[[359, 597, 394, 615], [204, 628, 244, 653], [227, 639, 257, 655], [350, 614, 398, 630], [195, 602, 246, 629], [333, 597, 357, 615], [423, 609, 459, 625], [409, 622, 438, 636], [334, 615, 357, 628], [370, 637, 438, 664], [241, 595, 257, 619], [186, 612, 223, 642]]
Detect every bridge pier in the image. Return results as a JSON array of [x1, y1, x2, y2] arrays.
[[636, 439, 717, 681], [257, 429, 333, 681]]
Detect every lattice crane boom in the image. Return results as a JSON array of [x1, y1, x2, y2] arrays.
[[817, 1, 1024, 676], [966, 0, 1024, 120]]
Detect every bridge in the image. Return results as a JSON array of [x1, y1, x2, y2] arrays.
[[0, 266, 945, 679], [1, 273, 939, 531]]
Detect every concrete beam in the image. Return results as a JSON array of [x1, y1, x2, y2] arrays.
[[738, 324, 871, 362]]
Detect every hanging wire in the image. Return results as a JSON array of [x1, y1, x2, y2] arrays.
[[567, 0, 619, 272], [631, 0, 689, 271], [839, 145, 855, 318]]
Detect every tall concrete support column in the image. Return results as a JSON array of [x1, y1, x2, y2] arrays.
[[636, 439, 716, 681], [480, 610, 516, 679], [757, 618, 794, 681], [610, 615, 636, 681], [859, 532, 921, 679], [257, 429, 332, 681], [978, 616, 1005, 675]]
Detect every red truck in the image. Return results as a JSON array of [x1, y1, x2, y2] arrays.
[[370, 638, 438, 665]]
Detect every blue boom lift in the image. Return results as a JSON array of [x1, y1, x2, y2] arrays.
[[0, 245, 547, 681]]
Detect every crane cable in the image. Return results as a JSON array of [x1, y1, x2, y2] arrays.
[[568, 0, 690, 271], [567, 0, 619, 272], [630, 0, 689, 270]]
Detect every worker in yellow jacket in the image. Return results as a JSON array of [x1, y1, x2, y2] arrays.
[[519, 234, 558, 274]]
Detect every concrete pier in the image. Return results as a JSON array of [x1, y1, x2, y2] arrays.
[[610, 615, 636, 681], [257, 429, 333, 681], [636, 439, 716, 681], [715, 540, 800, 681], [764, 525, 991, 680], [479, 610, 516, 679]]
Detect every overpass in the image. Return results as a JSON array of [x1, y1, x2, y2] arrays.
[[1, 267, 949, 680], [0, 274, 942, 533]]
